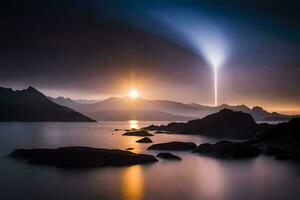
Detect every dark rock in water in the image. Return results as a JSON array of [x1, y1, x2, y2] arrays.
[[275, 154, 291, 160], [142, 124, 158, 131], [122, 130, 154, 137], [156, 152, 182, 160], [125, 128, 139, 132], [190, 109, 258, 139], [248, 117, 300, 161], [148, 142, 196, 151], [194, 141, 260, 159], [9, 146, 158, 168], [143, 109, 260, 139], [193, 143, 213, 153], [264, 147, 290, 160], [136, 137, 153, 143], [126, 148, 134, 150], [265, 147, 288, 156]]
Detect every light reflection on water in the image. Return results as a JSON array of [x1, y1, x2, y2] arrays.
[[0, 121, 299, 200], [129, 120, 139, 130], [121, 165, 144, 200]]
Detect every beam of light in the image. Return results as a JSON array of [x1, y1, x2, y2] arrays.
[[154, 10, 228, 106], [214, 66, 218, 106], [121, 165, 144, 200]]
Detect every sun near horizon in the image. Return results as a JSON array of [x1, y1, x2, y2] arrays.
[[128, 89, 139, 99]]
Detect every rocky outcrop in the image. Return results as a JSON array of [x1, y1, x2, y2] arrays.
[[9, 146, 158, 168], [248, 117, 300, 161], [143, 109, 261, 139], [122, 130, 154, 137], [156, 152, 182, 160], [264, 147, 290, 160], [148, 141, 196, 151], [136, 137, 153, 143], [193, 141, 260, 159]]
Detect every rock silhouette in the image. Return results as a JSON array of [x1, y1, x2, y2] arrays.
[[148, 141, 196, 151], [156, 152, 182, 160], [193, 141, 260, 159], [143, 109, 261, 139], [9, 147, 158, 168], [136, 137, 153, 143], [122, 130, 154, 137]]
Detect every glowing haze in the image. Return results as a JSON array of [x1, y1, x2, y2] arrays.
[[1, 0, 300, 114], [156, 10, 228, 106]]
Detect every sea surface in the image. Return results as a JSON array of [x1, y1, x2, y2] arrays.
[[0, 121, 299, 200]]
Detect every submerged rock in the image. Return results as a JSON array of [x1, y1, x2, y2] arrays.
[[136, 137, 153, 143], [9, 146, 158, 168], [148, 141, 196, 151], [156, 152, 182, 160], [122, 130, 154, 137], [194, 141, 260, 159]]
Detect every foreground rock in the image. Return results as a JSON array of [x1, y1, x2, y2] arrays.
[[143, 109, 264, 139], [248, 117, 300, 161], [122, 130, 154, 137], [148, 141, 196, 151], [9, 147, 158, 168], [264, 147, 290, 160], [156, 152, 182, 160], [136, 137, 153, 143], [193, 141, 260, 159]]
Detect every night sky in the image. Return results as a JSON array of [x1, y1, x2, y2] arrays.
[[1, 0, 300, 113]]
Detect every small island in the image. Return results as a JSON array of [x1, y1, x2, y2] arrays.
[[9, 147, 158, 168]]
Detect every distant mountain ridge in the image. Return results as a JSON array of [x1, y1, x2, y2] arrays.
[[0, 87, 96, 122], [49, 96, 295, 122]]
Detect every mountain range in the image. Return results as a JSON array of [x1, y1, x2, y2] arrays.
[[0, 87, 95, 122], [48, 96, 295, 122]]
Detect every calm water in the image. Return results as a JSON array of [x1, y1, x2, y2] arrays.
[[0, 121, 299, 200]]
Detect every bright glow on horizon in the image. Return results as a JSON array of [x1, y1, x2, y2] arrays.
[[129, 89, 139, 99], [129, 120, 139, 129]]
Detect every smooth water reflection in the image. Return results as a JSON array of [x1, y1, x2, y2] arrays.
[[121, 165, 144, 200], [129, 120, 139, 130], [0, 121, 299, 200]]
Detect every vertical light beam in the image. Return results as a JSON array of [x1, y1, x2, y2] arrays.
[[155, 11, 227, 106], [214, 67, 218, 106]]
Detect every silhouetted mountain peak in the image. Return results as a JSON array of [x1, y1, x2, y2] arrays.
[[0, 86, 96, 122], [26, 86, 38, 91], [49, 96, 294, 122], [252, 106, 264, 111]]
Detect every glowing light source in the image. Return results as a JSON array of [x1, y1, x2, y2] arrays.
[[213, 65, 218, 106], [155, 11, 228, 106], [129, 120, 139, 129], [129, 89, 139, 99]]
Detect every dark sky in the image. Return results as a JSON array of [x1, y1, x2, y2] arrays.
[[1, 0, 300, 113]]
